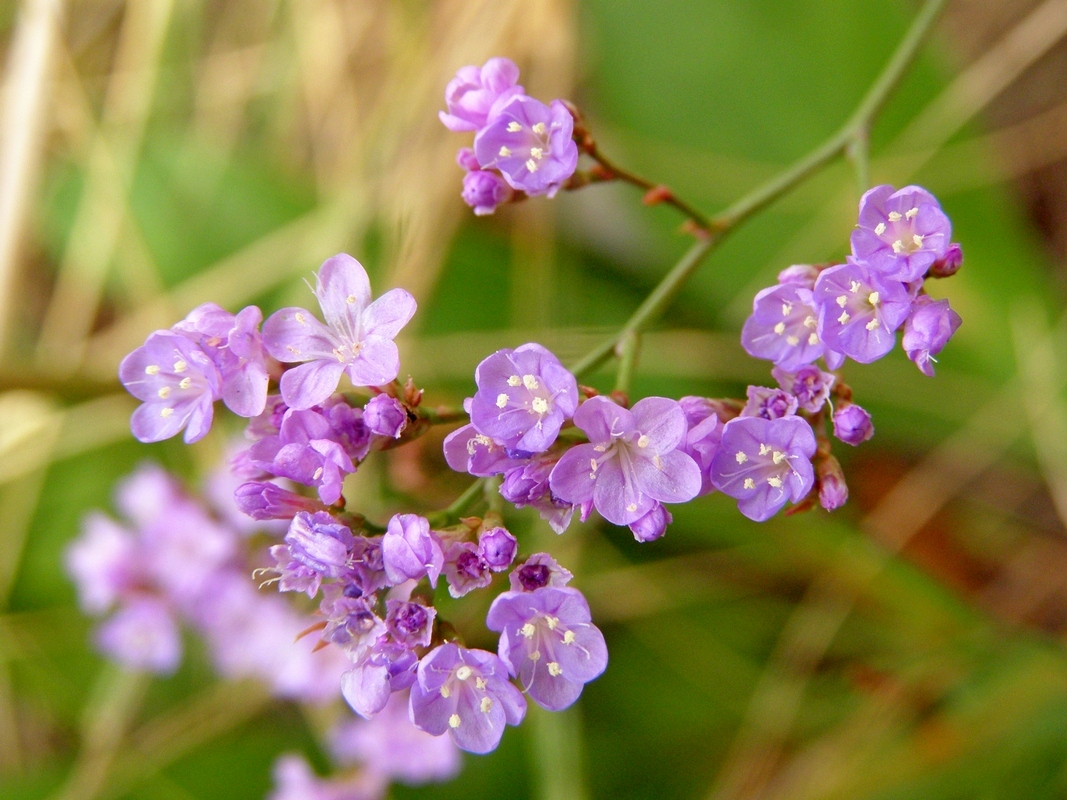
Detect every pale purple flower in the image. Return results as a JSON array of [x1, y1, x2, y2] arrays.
[[832, 404, 874, 446], [140, 502, 237, 608], [268, 544, 323, 597], [439, 57, 523, 132], [347, 536, 388, 595], [469, 344, 578, 453], [113, 462, 184, 528], [478, 527, 517, 571], [119, 332, 220, 443], [741, 283, 828, 371], [709, 416, 817, 522], [96, 597, 182, 674], [263, 254, 417, 410], [341, 640, 418, 719], [443, 542, 492, 598], [321, 398, 373, 462], [386, 600, 435, 649], [473, 95, 578, 197], [499, 455, 578, 533], [678, 396, 725, 497], [268, 754, 385, 800], [66, 514, 138, 614], [509, 553, 573, 592], [247, 407, 356, 505], [320, 586, 386, 654], [172, 302, 269, 417], [813, 259, 911, 364], [629, 504, 671, 542], [771, 365, 836, 413], [850, 184, 952, 281], [741, 386, 798, 420], [363, 395, 407, 439], [234, 481, 327, 521], [777, 264, 820, 288], [902, 296, 962, 377], [382, 514, 444, 588], [443, 423, 525, 477], [929, 242, 963, 278], [487, 586, 607, 711], [549, 396, 701, 526], [817, 454, 848, 511], [285, 512, 355, 580], [245, 394, 289, 441], [409, 643, 526, 754], [329, 692, 462, 786], [463, 170, 513, 215], [456, 147, 479, 171]]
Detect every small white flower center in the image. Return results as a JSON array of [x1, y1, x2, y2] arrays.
[[531, 397, 548, 414], [455, 666, 473, 681]]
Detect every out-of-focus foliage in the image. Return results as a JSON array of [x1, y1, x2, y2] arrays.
[[3, 0, 1067, 798]]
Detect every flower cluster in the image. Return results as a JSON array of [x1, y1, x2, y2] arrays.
[[440, 57, 579, 215]]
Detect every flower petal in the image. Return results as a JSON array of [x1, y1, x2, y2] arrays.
[[279, 360, 346, 410]]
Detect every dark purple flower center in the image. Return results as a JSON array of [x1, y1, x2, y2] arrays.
[[456, 550, 487, 579], [393, 604, 428, 635], [517, 564, 550, 591]]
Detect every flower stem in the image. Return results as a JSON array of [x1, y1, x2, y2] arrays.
[[569, 0, 945, 380], [613, 329, 641, 397], [427, 478, 487, 528]]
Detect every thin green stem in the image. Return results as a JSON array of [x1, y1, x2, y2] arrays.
[[613, 328, 641, 396], [417, 405, 468, 426], [847, 128, 871, 197], [427, 478, 487, 528], [569, 0, 945, 379]]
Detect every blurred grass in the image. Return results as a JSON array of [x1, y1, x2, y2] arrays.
[[3, 0, 1067, 798]]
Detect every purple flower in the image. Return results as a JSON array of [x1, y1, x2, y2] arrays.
[[509, 553, 573, 592], [817, 454, 848, 511], [709, 416, 817, 522], [268, 754, 385, 800], [234, 481, 327, 521], [263, 254, 417, 410], [469, 344, 578, 453], [777, 264, 820, 288], [443, 423, 525, 477], [832, 403, 874, 446], [320, 586, 386, 655], [409, 643, 527, 754], [741, 283, 829, 371], [268, 544, 323, 597], [119, 332, 221, 443], [382, 514, 444, 588], [96, 597, 182, 674], [499, 455, 578, 533], [285, 512, 355, 579], [742, 386, 799, 420], [321, 398, 373, 462], [549, 396, 701, 526], [439, 57, 523, 132], [629, 504, 672, 542], [172, 303, 269, 417], [929, 242, 963, 278], [486, 586, 607, 711], [771, 365, 836, 413], [341, 640, 419, 720], [363, 395, 408, 439], [813, 259, 911, 364], [463, 170, 514, 215], [851, 184, 951, 282], [902, 296, 962, 377], [329, 691, 461, 786], [247, 407, 356, 505], [473, 95, 578, 197], [678, 396, 725, 497], [66, 514, 138, 614], [478, 527, 518, 571], [386, 600, 435, 649], [140, 502, 237, 607], [443, 542, 492, 598], [348, 536, 388, 595]]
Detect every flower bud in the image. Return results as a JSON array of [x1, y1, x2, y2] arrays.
[[777, 263, 820, 288], [364, 395, 408, 439], [816, 454, 848, 510], [462, 170, 513, 216], [382, 514, 444, 588], [929, 242, 963, 278], [234, 481, 326, 520], [832, 404, 874, 446], [629, 504, 672, 542], [478, 527, 518, 571]]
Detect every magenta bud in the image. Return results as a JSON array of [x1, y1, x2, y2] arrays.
[[478, 527, 518, 571], [832, 404, 874, 446], [929, 242, 963, 278], [364, 395, 408, 439], [628, 503, 672, 542]]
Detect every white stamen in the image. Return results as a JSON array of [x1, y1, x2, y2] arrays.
[[868, 291, 880, 306], [547, 662, 563, 677], [759, 443, 771, 456], [160, 407, 174, 418], [157, 387, 171, 399], [545, 617, 558, 630], [773, 322, 786, 335], [530, 147, 544, 160], [637, 434, 650, 448], [521, 623, 536, 638], [563, 630, 576, 644], [808, 333, 819, 345], [772, 451, 785, 464], [449, 714, 461, 728], [912, 234, 924, 247], [786, 335, 799, 346], [874, 222, 886, 236], [531, 397, 548, 414], [532, 122, 546, 135], [145, 365, 160, 375], [866, 319, 880, 331], [892, 240, 905, 254], [803, 315, 817, 329], [496, 393, 509, 408], [173, 360, 188, 373], [526, 159, 538, 172], [313, 467, 323, 480], [888, 211, 902, 222], [480, 697, 492, 713], [626, 503, 638, 513], [507, 375, 521, 386], [476, 677, 487, 689], [836, 295, 848, 308], [346, 294, 356, 304], [838, 311, 850, 324], [506, 121, 522, 132], [743, 478, 755, 489], [440, 686, 451, 698], [767, 476, 783, 488], [522, 374, 539, 390], [499, 146, 512, 157], [735, 451, 748, 464], [179, 377, 192, 389], [781, 302, 793, 316], [455, 666, 472, 681], [849, 280, 861, 293], [905, 207, 918, 219]]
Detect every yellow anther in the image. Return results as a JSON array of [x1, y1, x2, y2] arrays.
[[476, 677, 487, 689], [626, 503, 638, 512], [157, 387, 171, 399], [521, 623, 536, 638], [735, 451, 748, 464], [179, 377, 192, 390], [772, 451, 785, 464], [905, 207, 918, 219], [312, 467, 323, 481], [892, 240, 905, 254], [145, 365, 160, 375], [526, 159, 538, 172], [808, 333, 819, 345], [160, 408, 174, 418], [547, 662, 563, 677], [496, 393, 509, 409], [507, 122, 522, 132], [838, 311, 850, 325], [532, 122, 546, 135], [874, 222, 886, 236], [173, 360, 188, 373], [786, 335, 799, 346], [743, 478, 755, 489], [888, 211, 902, 222], [836, 295, 848, 308], [759, 443, 771, 456], [449, 714, 461, 728], [866, 319, 880, 331], [499, 146, 512, 157], [480, 697, 492, 713], [563, 630, 576, 644], [912, 234, 924, 247], [637, 434, 650, 448], [773, 322, 786, 335], [346, 295, 356, 304], [868, 291, 880, 306], [440, 686, 451, 698], [531, 397, 548, 414], [767, 476, 783, 488], [849, 280, 861, 293], [522, 374, 539, 390], [530, 147, 544, 160], [508, 375, 521, 386], [781, 302, 793, 316], [803, 315, 817, 329]]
